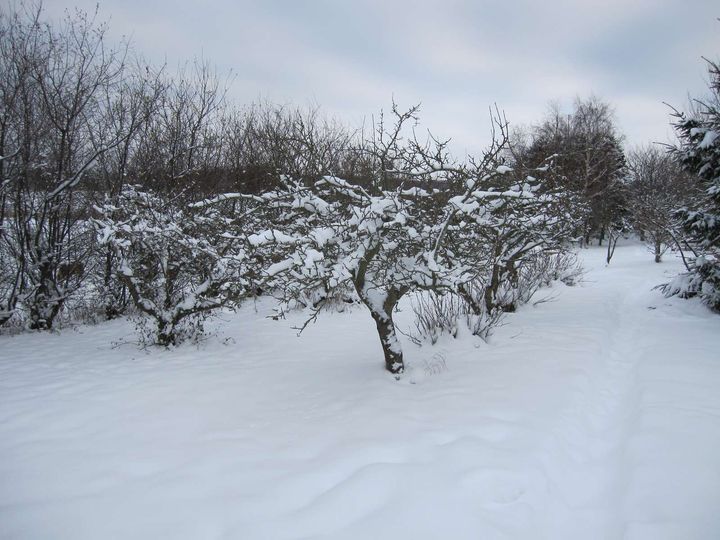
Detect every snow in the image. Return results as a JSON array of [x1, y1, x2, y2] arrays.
[[310, 227, 336, 247], [362, 286, 389, 318], [303, 248, 325, 269], [1, 243, 720, 539], [248, 229, 297, 247], [448, 195, 480, 214], [699, 129, 718, 149], [266, 257, 296, 277]]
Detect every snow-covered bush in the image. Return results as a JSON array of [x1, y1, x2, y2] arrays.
[[94, 187, 253, 346]]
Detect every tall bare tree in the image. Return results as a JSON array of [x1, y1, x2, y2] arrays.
[[0, 4, 142, 328]]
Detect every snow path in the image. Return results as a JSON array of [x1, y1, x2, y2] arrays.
[[533, 247, 720, 539], [1, 244, 719, 539]]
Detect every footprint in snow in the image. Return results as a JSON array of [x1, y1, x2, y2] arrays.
[[460, 469, 527, 504]]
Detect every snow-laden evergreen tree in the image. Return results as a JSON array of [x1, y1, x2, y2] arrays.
[[664, 59, 720, 310], [94, 186, 253, 345]]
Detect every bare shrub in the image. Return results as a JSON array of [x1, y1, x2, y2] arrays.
[[409, 250, 582, 345]]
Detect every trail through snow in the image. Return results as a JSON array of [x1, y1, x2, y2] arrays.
[[1, 244, 719, 539]]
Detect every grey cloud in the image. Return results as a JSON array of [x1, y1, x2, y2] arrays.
[[44, 0, 719, 150]]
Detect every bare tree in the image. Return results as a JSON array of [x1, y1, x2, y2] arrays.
[[0, 5, 36, 325], [627, 145, 699, 262], [132, 59, 229, 198], [523, 96, 627, 245], [0, 3, 145, 329]]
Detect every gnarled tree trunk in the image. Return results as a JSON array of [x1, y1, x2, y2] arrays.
[[369, 308, 404, 375]]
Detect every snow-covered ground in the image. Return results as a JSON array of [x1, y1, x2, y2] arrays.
[[1, 243, 719, 540]]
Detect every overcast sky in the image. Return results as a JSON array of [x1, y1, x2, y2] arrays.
[[46, 0, 719, 154]]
